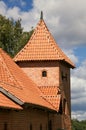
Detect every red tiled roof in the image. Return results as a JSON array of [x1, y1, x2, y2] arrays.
[[38, 86, 60, 96], [0, 92, 22, 109], [43, 95, 61, 110], [0, 48, 59, 111], [38, 86, 61, 110], [14, 19, 75, 68]]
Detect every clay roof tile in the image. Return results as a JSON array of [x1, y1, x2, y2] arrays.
[[38, 86, 61, 111], [14, 19, 75, 68], [0, 48, 58, 111], [0, 92, 22, 109]]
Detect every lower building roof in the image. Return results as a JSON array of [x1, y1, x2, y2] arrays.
[[38, 86, 61, 111], [0, 48, 60, 112], [0, 92, 22, 109]]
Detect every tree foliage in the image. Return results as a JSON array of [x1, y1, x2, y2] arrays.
[[72, 119, 86, 130], [0, 15, 33, 57]]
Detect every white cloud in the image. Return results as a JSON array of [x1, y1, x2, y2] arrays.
[[71, 60, 86, 120], [63, 49, 78, 64], [1, 0, 86, 49], [6, 7, 21, 20], [72, 111, 86, 121], [73, 60, 86, 79], [0, 1, 7, 15], [32, 0, 86, 48]]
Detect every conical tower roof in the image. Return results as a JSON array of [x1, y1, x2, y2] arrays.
[[14, 14, 75, 68]]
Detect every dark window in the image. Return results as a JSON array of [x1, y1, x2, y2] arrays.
[[65, 73, 67, 81], [63, 99, 67, 114], [46, 124, 47, 130], [30, 123, 32, 130], [40, 124, 42, 130], [61, 71, 67, 81], [59, 100, 63, 114], [4, 122, 7, 130], [48, 120, 52, 130], [42, 70, 47, 77]]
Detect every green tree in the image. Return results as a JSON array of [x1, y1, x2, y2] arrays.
[[0, 15, 14, 54], [17, 29, 33, 53], [0, 14, 33, 57], [72, 119, 86, 130], [13, 19, 23, 54]]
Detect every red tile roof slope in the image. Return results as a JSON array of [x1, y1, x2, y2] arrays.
[[14, 19, 75, 68], [43, 95, 61, 110], [0, 48, 59, 111], [38, 86, 60, 96], [0, 92, 22, 109], [39, 86, 61, 110]]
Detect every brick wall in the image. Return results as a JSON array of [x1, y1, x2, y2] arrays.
[[16, 60, 71, 130], [0, 108, 64, 130], [59, 63, 71, 115], [18, 61, 60, 87], [18, 60, 71, 114]]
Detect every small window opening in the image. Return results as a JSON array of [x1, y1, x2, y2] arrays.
[[4, 122, 7, 130], [42, 70, 47, 77], [61, 71, 67, 81], [40, 124, 42, 130], [59, 100, 63, 114], [30, 123, 32, 130], [48, 120, 52, 130], [63, 99, 67, 114]]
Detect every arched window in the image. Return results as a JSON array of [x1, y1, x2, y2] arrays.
[[42, 70, 47, 77]]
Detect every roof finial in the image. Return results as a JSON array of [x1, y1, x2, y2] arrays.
[[40, 11, 43, 20]]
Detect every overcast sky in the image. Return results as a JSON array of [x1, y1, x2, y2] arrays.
[[0, 0, 86, 121]]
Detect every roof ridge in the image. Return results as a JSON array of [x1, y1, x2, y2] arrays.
[[43, 95, 60, 97], [0, 80, 22, 90], [40, 23, 75, 67], [40, 20, 75, 67], [38, 86, 59, 87], [0, 49, 23, 89], [40, 20, 64, 58], [41, 96, 57, 111], [41, 94, 61, 111]]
